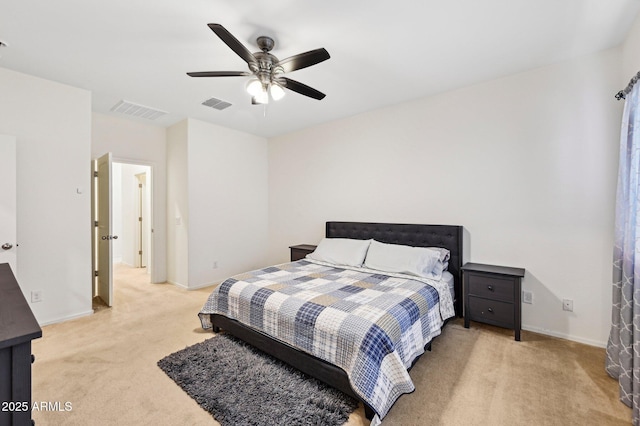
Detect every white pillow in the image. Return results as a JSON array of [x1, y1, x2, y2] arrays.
[[430, 261, 449, 280], [364, 240, 441, 279], [427, 247, 450, 263], [427, 247, 450, 280], [306, 238, 372, 267]]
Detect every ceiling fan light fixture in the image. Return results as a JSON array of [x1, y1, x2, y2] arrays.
[[246, 79, 263, 96], [270, 83, 286, 101], [254, 89, 269, 105]]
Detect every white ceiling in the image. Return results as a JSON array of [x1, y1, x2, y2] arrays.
[[1, 0, 639, 138]]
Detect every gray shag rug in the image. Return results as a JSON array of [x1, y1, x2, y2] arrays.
[[157, 334, 359, 426]]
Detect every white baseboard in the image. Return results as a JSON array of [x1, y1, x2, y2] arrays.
[[166, 279, 186, 289], [167, 280, 218, 291], [522, 324, 606, 348], [186, 281, 219, 291], [38, 309, 94, 327]]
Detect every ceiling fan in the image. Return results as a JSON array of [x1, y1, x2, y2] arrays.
[[187, 23, 330, 105]]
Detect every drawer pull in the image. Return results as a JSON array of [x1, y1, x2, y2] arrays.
[[487, 307, 494, 313], [487, 285, 494, 291], [31, 354, 35, 364]]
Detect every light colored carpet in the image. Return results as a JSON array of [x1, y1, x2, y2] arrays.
[[30, 264, 630, 425]]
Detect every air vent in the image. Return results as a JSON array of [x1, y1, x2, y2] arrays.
[[110, 100, 168, 120], [202, 97, 232, 110]]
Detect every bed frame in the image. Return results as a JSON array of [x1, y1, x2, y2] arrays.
[[208, 221, 465, 419]]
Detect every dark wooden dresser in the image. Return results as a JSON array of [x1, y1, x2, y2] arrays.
[[0, 263, 42, 426], [462, 262, 525, 341], [289, 244, 317, 261]]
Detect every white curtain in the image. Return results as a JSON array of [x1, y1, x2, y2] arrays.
[[606, 82, 640, 425]]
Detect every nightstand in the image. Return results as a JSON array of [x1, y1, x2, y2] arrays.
[[462, 262, 525, 341], [289, 244, 317, 261]]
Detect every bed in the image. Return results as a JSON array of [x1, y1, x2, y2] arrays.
[[198, 221, 465, 421]]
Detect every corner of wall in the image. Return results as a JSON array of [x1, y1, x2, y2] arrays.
[[623, 13, 640, 79], [166, 119, 189, 286]]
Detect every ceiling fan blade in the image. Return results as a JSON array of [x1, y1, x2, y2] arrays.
[[187, 71, 251, 77], [277, 48, 330, 73], [208, 23, 257, 66], [279, 77, 326, 100]]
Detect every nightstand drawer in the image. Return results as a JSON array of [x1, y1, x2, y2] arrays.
[[467, 296, 514, 328], [467, 273, 515, 303]]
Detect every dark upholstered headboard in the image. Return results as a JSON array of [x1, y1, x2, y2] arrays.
[[326, 221, 465, 316]]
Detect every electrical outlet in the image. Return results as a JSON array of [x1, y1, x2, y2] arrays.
[[562, 298, 573, 312], [31, 290, 42, 303], [523, 290, 533, 304]]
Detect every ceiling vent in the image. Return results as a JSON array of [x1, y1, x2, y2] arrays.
[[110, 100, 168, 120], [202, 97, 232, 110]]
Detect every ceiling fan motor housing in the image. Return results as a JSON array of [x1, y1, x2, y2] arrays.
[[251, 51, 283, 85]]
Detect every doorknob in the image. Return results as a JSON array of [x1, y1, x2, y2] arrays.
[[2, 243, 13, 250]]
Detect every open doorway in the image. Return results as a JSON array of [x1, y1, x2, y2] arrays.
[[92, 156, 153, 309], [112, 163, 152, 274]]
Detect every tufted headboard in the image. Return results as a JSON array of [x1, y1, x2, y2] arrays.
[[326, 221, 465, 316]]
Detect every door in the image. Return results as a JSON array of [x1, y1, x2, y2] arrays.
[[0, 135, 16, 274], [135, 172, 147, 269], [96, 152, 114, 306]]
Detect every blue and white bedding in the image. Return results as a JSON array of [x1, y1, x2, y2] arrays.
[[199, 258, 455, 419]]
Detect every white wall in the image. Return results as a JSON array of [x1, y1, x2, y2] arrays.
[[623, 13, 640, 81], [187, 119, 269, 288], [166, 118, 269, 289], [92, 113, 167, 282], [267, 48, 623, 347], [0, 67, 92, 325]]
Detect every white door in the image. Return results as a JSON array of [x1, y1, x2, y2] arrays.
[[0, 135, 17, 274], [96, 152, 114, 306], [135, 172, 148, 269]]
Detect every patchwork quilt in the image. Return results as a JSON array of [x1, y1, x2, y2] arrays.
[[199, 259, 455, 419]]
